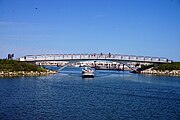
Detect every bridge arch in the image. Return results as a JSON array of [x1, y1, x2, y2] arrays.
[[56, 59, 138, 72]]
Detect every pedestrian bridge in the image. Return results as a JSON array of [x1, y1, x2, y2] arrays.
[[18, 53, 171, 63]]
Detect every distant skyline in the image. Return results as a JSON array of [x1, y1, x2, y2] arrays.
[[0, 0, 180, 61]]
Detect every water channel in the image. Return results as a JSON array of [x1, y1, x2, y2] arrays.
[[0, 67, 179, 120]]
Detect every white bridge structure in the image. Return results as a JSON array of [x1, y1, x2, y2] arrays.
[[19, 53, 171, 63], [18, 54, 171, 72]]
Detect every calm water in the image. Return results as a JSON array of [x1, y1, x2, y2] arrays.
[[0, 67, 180, 120]]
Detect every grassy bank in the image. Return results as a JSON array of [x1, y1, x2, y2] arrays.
[[153, 62, 180, 71], [140, 62, 180, 76], [0, 59, 46, 72], [0, 59, 57, 77]]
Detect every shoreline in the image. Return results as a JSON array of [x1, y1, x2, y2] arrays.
[[140, 68, 180, 76], [0, 70, 57, 77]]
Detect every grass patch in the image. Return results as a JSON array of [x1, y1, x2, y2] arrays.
[[153, 62, 180, 71], [0, 59, 46, 72]]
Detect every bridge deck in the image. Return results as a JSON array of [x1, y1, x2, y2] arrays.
[[18, 54, 171, 63]]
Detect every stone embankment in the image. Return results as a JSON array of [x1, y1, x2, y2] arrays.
[[140, 68, 180, 76], [0, 70, 57, 77]]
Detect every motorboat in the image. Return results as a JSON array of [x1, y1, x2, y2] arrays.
[[82, 67, 94, 78]]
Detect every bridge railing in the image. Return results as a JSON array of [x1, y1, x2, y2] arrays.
[[19, 54, 171, 63]]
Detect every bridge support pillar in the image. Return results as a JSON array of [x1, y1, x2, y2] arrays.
[[118, 64, 120, 71]]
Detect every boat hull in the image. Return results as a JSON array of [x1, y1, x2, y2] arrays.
[[82, 75, 94, 78]]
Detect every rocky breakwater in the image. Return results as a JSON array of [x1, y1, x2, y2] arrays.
[[0, 70, 57, 77], [141, 68, 180, 76]]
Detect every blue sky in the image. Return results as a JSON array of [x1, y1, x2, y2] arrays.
[[0, 0, 180, 61]]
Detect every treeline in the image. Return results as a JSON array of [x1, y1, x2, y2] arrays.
[[0, 59, 46, 72], [154, 62, 180, 71]]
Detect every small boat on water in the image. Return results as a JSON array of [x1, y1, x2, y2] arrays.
[[82, 67, 94, 78]]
